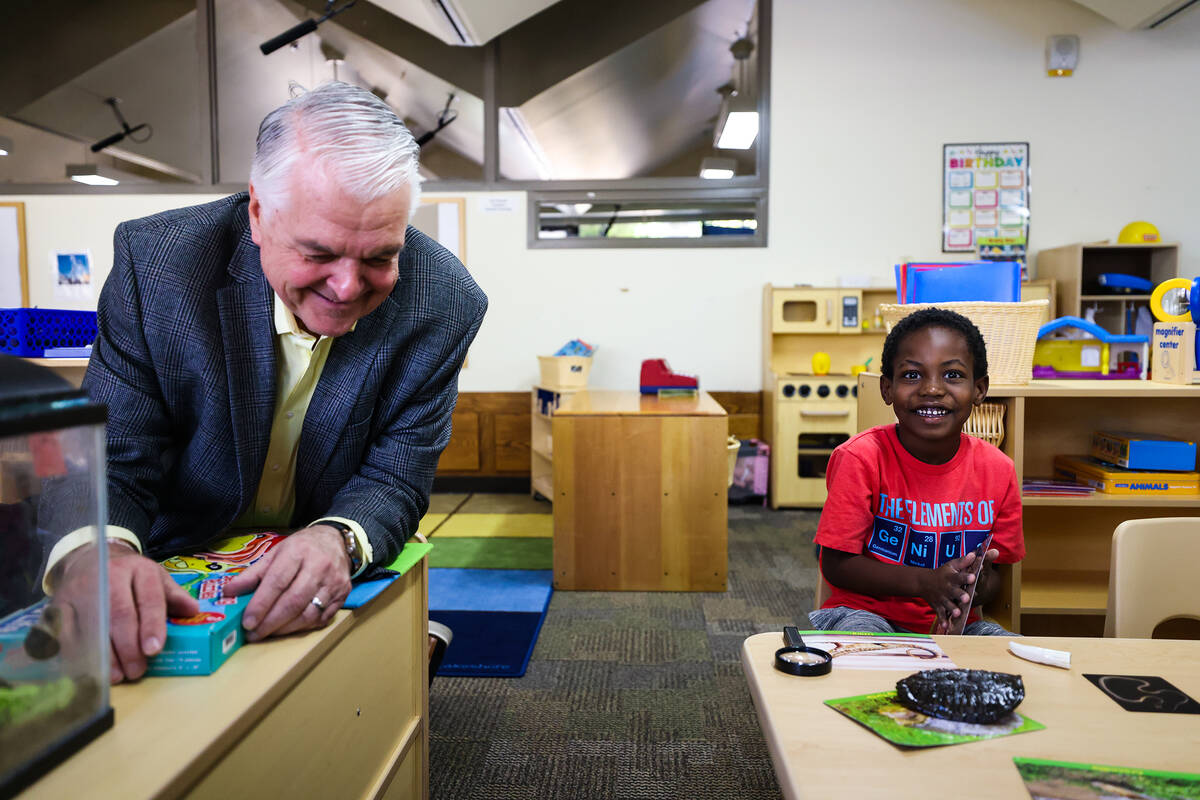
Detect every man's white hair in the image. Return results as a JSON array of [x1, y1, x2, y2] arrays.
[[250, 81, 422, 218]]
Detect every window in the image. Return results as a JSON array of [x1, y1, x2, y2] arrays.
[[1, 0, 769, 248]]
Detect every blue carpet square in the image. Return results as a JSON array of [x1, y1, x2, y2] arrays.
[[429, 568, 553, 612], [429, 609, 548, 677], [429, 568, 553, 678]]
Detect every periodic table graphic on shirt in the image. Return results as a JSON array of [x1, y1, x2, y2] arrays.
[[942, 142, 1030, 257], [868, 515, 993, 569]]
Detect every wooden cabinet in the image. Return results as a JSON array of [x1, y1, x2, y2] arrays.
[[1037, 242, 1179, 335], [551, 390, 728, 591], [26, 555, 431, 799], [857, 375, 1200, 635]]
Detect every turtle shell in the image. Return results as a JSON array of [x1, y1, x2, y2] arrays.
[[895, 668, 1024, 724]]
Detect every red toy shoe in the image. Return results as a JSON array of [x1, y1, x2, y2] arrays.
[[640, 358, 699, 394]]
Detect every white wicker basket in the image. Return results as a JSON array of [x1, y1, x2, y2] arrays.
[[964, 402, 1006, 448], [879, 300, 1049, 385]]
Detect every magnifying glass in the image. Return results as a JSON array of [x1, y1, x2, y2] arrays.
[[774, 626, 833, 676]]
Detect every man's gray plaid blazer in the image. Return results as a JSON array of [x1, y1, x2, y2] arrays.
[[82, 192, 487, 567]]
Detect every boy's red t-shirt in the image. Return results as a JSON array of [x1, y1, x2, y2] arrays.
[[814, 424, 1024, 633]]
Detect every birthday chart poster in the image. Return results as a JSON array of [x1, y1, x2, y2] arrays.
[[942, 142, 1030, 257]]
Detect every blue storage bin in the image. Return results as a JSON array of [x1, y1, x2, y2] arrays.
[[0, 308, 98, 357], [894, 261, 1022, 304]]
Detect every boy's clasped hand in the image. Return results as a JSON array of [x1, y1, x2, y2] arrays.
[[923, 547, 1000, 635]]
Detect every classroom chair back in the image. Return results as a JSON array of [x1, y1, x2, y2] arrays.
[[1105, 517, 1200, 638]]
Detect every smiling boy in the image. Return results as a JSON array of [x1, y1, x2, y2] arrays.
[[809, 308, 1024, 636]]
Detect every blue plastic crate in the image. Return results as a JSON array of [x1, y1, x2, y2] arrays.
[[0, 308, 98, 357]]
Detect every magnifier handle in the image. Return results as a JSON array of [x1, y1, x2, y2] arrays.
[[783, 626, 805, 649]]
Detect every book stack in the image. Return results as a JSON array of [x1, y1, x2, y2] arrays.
[[1022, 479, 1096, 498]]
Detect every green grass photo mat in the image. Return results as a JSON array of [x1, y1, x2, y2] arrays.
[[825, 690, 1045, 748], [1013, 758, 1200, 800]]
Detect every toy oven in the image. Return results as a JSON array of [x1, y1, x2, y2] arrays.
[[769, 375, 858, 508]]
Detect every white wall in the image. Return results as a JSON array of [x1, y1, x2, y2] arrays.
[[9, 0, 1200, 392]]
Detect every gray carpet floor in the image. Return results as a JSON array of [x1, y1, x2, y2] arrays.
[[429, 501, 821, 799]]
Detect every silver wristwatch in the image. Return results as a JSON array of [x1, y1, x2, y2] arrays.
[[317, 519, 363, 573]]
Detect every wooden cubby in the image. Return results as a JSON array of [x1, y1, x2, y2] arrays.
[[1037, 242, 1179, 335], [858, 375, 1200, 634], [530, 386, 578, 501]]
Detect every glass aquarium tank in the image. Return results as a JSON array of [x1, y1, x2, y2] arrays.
[[0, 355, 111, 797]]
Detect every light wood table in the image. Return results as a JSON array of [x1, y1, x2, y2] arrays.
[[25, 556, 429, 800], [742, 632, 1200, 799], [552, 390, 728, 591]]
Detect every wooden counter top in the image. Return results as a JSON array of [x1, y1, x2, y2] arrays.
[[555, 389, 727, 417]]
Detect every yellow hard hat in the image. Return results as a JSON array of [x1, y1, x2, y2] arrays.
[[1117, 221, 1160, 244]]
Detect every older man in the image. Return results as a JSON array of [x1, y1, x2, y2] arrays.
[[49, 82, 487, 683]]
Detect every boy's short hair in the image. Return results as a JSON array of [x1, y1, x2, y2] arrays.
[[881, 307, 988, 380]]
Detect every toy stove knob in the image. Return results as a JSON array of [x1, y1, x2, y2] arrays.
[[836, 385, 849, 398], [782, 383, 795, 398], [817, 385, 830, 398], [799, 384, 812, 398]]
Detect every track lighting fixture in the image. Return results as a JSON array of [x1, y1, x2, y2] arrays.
[[261, 0, 357, 55], [90, 97, 151, 153]]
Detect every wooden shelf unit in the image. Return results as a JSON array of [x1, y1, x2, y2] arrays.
[[1037, 242, 1179, 335], [530, 385, 579, 500], [857, 375, 1200, 634]]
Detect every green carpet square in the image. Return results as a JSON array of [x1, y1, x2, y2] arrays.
[[427, 536, 553, 569]]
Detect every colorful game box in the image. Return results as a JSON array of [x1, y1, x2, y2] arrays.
[[146, 532, 284, 677], [1091, 431, 1197, 472]]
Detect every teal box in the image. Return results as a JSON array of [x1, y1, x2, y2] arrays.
[[1092, 431, 1198, 472], [144, 579, 251, 677], [145, 532, 285, 676]]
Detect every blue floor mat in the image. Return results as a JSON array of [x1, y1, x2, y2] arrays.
[[429, 568, 553, 677]]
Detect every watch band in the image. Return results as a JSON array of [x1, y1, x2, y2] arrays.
[[316, 519, 364, 573]]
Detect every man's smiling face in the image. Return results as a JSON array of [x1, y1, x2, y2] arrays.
[[249, 160, 410, 337]]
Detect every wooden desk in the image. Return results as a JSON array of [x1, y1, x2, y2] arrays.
[[552, 390, 728, 591], [742, 632, 1200, 799], [25, 556, 429, 800], [25, 357, 88, 388]]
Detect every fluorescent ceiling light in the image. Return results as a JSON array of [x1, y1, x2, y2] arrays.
[[0, 135, 11, 156], [67, 164, 120, 186], [700, 156, 736, 179], [714, 92, 759, 150]]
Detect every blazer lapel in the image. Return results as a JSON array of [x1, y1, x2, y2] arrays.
[[216, 225, 275, 516], [296, 296, 401, 500]]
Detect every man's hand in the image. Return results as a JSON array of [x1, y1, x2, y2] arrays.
[[56, 541, 200, 684], [224, 525, 352, 642]]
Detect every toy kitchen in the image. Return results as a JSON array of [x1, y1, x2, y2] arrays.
[[762, 285, 895, 508]]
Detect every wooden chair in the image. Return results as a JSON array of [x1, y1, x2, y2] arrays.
[[813, 545, 832, 613], [1105, 517, 1200, 638]]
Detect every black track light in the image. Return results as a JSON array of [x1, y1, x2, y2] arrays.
[[261, 0, 357, 55], [90, 97, 151, 153]]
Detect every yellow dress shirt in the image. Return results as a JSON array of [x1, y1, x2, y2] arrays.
[[233, 294, 372, 576], [45, 294, 372, 590]]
